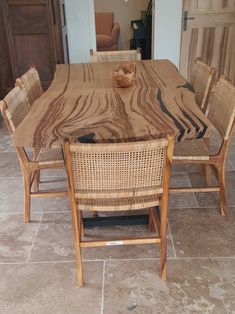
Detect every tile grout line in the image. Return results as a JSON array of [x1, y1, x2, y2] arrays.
[[2, 205, 235, 215], [185, 172, 200, 208], [0, 176, 67, 180], [26, 213, 43, 263], [0, 210, 70, 215], [0, 256, 235, 266], [100, 260, 105, 314], [167, 220, 177, 259]]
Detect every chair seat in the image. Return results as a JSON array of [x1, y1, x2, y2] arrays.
[[38, 148, 64, 165], [173, 139, 210, 161], [77, 194, 160, 211], [96, 34, 113, 48]]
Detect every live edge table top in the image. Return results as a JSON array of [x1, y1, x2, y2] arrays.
[[13, 60, 215, 148]]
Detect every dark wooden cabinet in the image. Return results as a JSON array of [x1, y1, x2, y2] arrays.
[[0, 0, 68, 96], [0, 1, 14, 99]]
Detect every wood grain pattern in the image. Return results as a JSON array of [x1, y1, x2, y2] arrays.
[[0, 0, 14, 98], [13, 60, 215, 148], [180, 0, 235, 84]]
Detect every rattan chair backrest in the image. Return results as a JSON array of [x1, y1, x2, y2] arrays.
[[208, 76, 235, 140], [15, 67, 43, 106], [66, 138, 170, 200], [190, 58, 216, 112], [0, 86, 30, 134], [90, 49, 141, 62]]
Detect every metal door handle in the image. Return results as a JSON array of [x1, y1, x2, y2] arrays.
[[183, 11, 195, 31]]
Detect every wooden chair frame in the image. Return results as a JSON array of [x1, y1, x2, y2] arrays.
[[15, 65, 43, 107], [190, 57, 216, 113], [90, 48, 141, 62], [64, 136, 174, 286], [171, 76, 235, 216], [0, 92, 67, 223], [15, 66, 67, 205]]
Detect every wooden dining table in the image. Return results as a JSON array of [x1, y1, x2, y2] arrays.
[[13, 59, 215, 148]]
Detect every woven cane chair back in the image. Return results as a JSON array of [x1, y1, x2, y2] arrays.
[[1, 86, 30, 133], [15, 67, 43, 106], [90, 49, 141, 62], [190, 58, 216, 112], [68, 139, 168, 202], [208, 77, 235, 140]]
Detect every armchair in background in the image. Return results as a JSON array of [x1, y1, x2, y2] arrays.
[[95, 12, 120, 51]]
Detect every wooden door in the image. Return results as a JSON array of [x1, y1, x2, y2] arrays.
[[180, 0, 235, 84], [2, 0, 64, 89], [0, 1, 13, 98]]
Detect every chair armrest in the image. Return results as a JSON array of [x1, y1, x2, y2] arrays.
[[111, 23, 120, 45]]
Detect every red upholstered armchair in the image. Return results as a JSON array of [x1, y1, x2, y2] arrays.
[[95, 12, 120, 51]]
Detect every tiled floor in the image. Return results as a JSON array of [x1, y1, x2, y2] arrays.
[[0, 119, 234, 314]]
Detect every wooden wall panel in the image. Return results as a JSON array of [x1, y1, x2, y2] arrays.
[[1, 0, 67, 91], [180, 0, 235, 84], [0, 1, 14, 99]]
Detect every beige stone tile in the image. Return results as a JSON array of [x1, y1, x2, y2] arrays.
[[29, 212, 175, 262], [170, 172, 191, 188], [29, 212, 74, 262], [226, 171, 235, 207], [41, 168, 67, 178], [0, 134, 13, 153], [0, 178, 69, 213], [169, 192, 198, 210], [226, 158, 234, 171], [0, 213, 41, 262], [103, 258, 235, 314], [188, 170, 235, 208], [0, 152, 67, 178], [230, 129, 235, 145], [0, 152, 22, 177], [169, 172, 198, 209], [0, 261, 103, 314], [0, 119, 8, 132], [187, 170, 218, 186], [172, 163, 201, 173], [169, 207, 235, 257]]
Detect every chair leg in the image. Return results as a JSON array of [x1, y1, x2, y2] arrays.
[[160, 202, 167, 280], [23, 171, 31, 223], [78, 210, 84, 237], [200, 164, 211, 185], [160, 236, 167, 280], [33, 170, 40, 192], [148, 208, 154, 231], [204, 165, 212, 186], [75, 243, 83, 287], [72, 208, 84, 286], [202, 138, 211, 185], [91, 211, 98, 217], [217, 164, 228, 216]]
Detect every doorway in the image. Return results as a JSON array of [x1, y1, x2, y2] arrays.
[[93, 0, 153, 59]]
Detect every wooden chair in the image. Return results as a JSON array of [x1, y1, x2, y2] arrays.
[[64, 135, 174, 286], [190, 57, 216, 113], [90, 48, 141, 62], [15, 66, 64, 192], [15, 66, 43, 106], [171, 76, 235, 216], [0, 86, 67, 223]]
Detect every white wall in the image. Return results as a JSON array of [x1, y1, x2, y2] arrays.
[[64, 0, 96, 63], [154, 0, 182, 67]]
